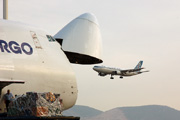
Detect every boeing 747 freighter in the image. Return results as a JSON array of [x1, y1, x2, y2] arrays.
[[0, 0, 102, 113]]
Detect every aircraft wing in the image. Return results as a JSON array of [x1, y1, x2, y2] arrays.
[[121, 68, 144, 73], [0, 80, 25, 91]]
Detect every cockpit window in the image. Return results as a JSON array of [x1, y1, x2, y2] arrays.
[[46, 35, 56, 42]]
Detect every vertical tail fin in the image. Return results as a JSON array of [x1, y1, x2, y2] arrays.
[[134, 61, 143, 69]]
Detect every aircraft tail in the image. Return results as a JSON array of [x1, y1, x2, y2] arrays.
[[134, 61, 143, 70]]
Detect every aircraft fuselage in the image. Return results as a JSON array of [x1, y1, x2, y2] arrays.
[[0, 20, 78, 112], [93, 66, 139, 77]]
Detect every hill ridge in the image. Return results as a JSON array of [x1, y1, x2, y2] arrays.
[[63, 105, 180, 120]]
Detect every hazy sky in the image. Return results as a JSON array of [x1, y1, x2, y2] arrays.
[[0, 0, 180, 111]]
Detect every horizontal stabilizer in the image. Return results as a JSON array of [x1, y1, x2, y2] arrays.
[[141, 70, 150, 73]]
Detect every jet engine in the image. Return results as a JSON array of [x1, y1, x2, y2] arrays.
[[54, 13, 103, 64], [99, 73, 106, 76]]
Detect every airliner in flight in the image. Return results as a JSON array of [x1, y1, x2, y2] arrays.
[[93, 61, 149, 79], [0, 0, 102, 113]]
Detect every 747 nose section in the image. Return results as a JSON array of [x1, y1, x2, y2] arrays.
[[77, 13, 99, 26], [54, 13, 103, 64]]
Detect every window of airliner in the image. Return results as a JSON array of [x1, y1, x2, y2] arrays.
[[46, 35, 56, 42]]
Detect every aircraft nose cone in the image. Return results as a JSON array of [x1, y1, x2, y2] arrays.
[[93, 66, 97, 71], [93, 66, 96, 70], [93, 66, 100, 72], [77, 13, 99, 26], [54, 12, 103, 64]]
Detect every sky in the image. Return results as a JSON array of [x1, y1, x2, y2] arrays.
[[0, 0, 180, 111]]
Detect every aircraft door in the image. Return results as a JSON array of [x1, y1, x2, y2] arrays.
[[30, 31, 42, 49], [30, 31, 46, 63]]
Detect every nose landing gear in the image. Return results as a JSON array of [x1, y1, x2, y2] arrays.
[[110, 75, 114, 79]]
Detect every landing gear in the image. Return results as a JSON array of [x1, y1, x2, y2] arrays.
[[110, 76, 114, 79], [110, 75, 114, 79], [120, 76, 123, 79]]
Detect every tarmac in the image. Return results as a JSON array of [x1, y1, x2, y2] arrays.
[[0, 113, 80, 120]]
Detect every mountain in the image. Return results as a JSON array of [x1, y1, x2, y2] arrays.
[[120, 105, 180, 120], [63, 105, 103, 118], [63, 105, 180, 120], [83, 108, 128, 120]]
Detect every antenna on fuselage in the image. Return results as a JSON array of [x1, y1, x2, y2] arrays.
[[3, 0, 8, 20]]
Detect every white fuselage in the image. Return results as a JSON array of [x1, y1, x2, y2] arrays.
[[0, 20, 78, 113], [93, 66, 138, 76]]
